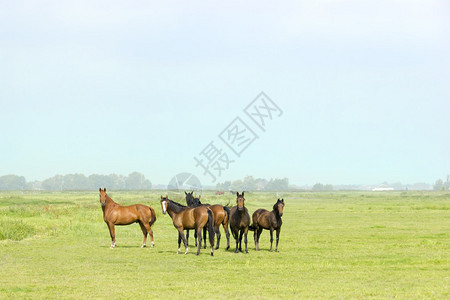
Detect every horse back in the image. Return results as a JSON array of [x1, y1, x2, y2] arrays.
[[254, 209, 277, 229], [108, 204, 140, 225], [209, 204, 225, 226]]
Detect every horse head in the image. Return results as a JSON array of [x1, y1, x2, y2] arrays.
[[160, 195, 169, 214], [185, 191, 195, 206], [236, 192, 245, 211], [274, 198, 285, 217], [99, 188, 107, 207]]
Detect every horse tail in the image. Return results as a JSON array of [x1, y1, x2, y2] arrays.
[[207, 208, 215, 248], [223, 205, 231, 224], [149, 206, 157, 227], [248, 225, 256, 231]]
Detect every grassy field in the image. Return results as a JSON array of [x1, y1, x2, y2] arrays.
[[0, 190, 448, 299]]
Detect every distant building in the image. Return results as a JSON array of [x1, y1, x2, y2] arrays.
[[372, 187, 395, 191], [372, 183, 395, 191]]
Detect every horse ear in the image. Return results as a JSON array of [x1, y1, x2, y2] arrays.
[[242, 192, 245, 197], [282, 198, 284, 202], [161, 195, 163, 200], [104, 188, 106, 192], [99, 188, 101, 192], [184, 191, 187, 195]]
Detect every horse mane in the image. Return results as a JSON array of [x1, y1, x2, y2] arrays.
[[167, 199, 187, 213], [105, 194, 117, 205]]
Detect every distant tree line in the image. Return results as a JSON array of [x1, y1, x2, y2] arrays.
[[433, 175, 450, 191], [311, 183, 334, 191], [0, 172, 152, 191], [216, 176, 289, 191]]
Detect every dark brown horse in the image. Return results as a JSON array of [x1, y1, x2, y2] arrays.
[[185, 192, 231, 250], [160, 196, 215, 256], [229, 192, 250, 253], [249, 198, 285, 252], [185, 191, 207, 247], [99, 188, 156, 248]]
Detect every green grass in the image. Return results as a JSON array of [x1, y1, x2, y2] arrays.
[[0, 191, 449, 298]]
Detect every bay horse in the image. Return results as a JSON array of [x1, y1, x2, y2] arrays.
[[229, 192, 250, 253], [99, 188, 156, 248], [185, 191, 208, 247], [160, 196, 215, 256], [249, 198, 285, 252], [185, 192, 231, 250]]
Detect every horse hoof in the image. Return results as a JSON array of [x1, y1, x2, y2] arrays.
[[226, 246, 230, 250], [141, 244, 146, 248], [151, 242, 155, 248]]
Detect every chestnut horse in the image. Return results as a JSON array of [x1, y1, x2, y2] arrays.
[[229, 192, 250, 253], [160, 196, 215, 256], [99, 188, 156, 248], [185, 191, 231, 250], [249, 198, 285, 252]]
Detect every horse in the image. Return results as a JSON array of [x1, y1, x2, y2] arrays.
[[229, 192, 250, 253], [160, 196, 215, 256], [185, 192, 231, 250], [185, 191, 208, 247], [99, 188, 156, 248], [249, 198, 285, 252]]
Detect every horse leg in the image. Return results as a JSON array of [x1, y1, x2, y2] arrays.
[[234, 229, 239, 253], [238, 229, 244, 252], [224, 224, 230, 250], [186, 229, 190, 247], [196, 227, 202, 255], [269, 228, 274, 252], [194, 230, 198, 247], [253, 225, 258, 250], [244, 228, 249, 254], [276, 228, 281, 252], [178, 229, 189, 254], [177, 232, 182, 254], [107, 223, 116, 248], [138, 222, 148, 248], [256, 228, 263, 251], [214, 225, 221, 250], [203, 227, 207, 249], [143, 222, 154, 248]]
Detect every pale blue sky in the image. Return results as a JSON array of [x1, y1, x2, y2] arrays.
[[1, 0, 449, 186]]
